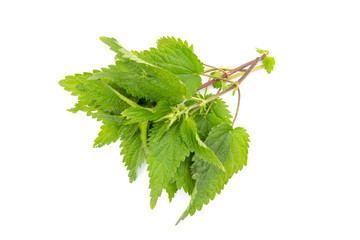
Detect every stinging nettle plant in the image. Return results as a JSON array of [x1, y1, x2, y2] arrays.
[[59, 36, 275, 225]]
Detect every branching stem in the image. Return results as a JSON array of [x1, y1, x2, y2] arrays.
[[198, 54, 266, 90], [205, 57, 260, 103], [203, 64, 229, 74]]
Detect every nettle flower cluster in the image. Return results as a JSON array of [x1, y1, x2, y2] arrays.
[[59, 36, 275, 224]]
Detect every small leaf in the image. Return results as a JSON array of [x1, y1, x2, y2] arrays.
[[256, 48, 269, 55], [210, 71, 223, 89], [263, 56, 275, 74]]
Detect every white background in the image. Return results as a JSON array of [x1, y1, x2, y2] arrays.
[[1, 0, 359, 239]]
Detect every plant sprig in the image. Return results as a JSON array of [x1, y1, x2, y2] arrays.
[[59, 36, 275, 225]]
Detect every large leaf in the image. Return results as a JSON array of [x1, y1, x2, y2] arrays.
[[176, 123, 250, 224], [119, 124, 148, 183], [147, 121, 190, 209], [91, 37, 191, 105], [193, 113, 223, 140], [59, 71, 132, 119], [93, 117, 125, 148], [135, 36, 204, 94]]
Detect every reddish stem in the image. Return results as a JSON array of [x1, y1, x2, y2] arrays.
[[198, 53, 266, 90], [204, 57, 260, 103]]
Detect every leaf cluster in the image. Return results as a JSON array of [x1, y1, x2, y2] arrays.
[[256, 48, 276, 73], [59, 36, 262, 224]]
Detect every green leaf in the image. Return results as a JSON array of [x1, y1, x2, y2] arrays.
[[148, 121, 170, 143], [255, 48, 275, 74], [90, 59, 190, 105], [166, 181, 178, 202], [100, 37, 149, 64], [206, 95, 232, 124], [97, 114, 125, 123], [93, 117, 125, 148], [147, 121, 190, 209], [256, 48, 270, 55], [95, 37, 192, 105], [193, 113, 223, 140], [172, 155, 195, 195], [122, 101, 172, 122], [59, 71, 132, 119], [119, 123, 148, 183], [263, 56, 275, 74], [180, 118, 224, 171], [176, 123, 250, 225], [210, 71, 223, 89], [134, 36, 204, 94]]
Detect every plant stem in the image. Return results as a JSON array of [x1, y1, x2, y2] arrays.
[[189, 105, 202, 115], [227, 65, 264, 80], [199, 73, 223, 80], [226, 53, 265, 76], [189, 55, 263, 120], [205, 88, 221, 115], [232, 87, 241, 126], [198, 64, 262, 92], [204, 57, 260, 103], [203, 64, 228, 74], [198, 54, 266, 90]]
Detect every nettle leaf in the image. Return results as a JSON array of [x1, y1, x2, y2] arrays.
[[93, 117, 125, 148], [256, 48, 275, 74], [91, 59, 190, 105], [194, 113, 223, 140], [207, 96, 232, 124], [92, 37, 192, 105], [59, 71, 132, 119], [172, 155, 195, 195], [135, 36, 204, 94], [256, 48, 270, 55], [119, 123, 148, 183], [176, 123, 250, 224], [210, 71, 224, 89], [263, 56, 276, 74], [147, 121, 190, 209], [166, 155, 195, 202], [122, 101, 172, 121], [166, 181, 178, 202], [180, 118, 224, 171]]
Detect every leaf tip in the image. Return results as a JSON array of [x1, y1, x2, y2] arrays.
[[150, 198, 157, 210], [175, 219, 181, 226], [99, 36, 111, 42]]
